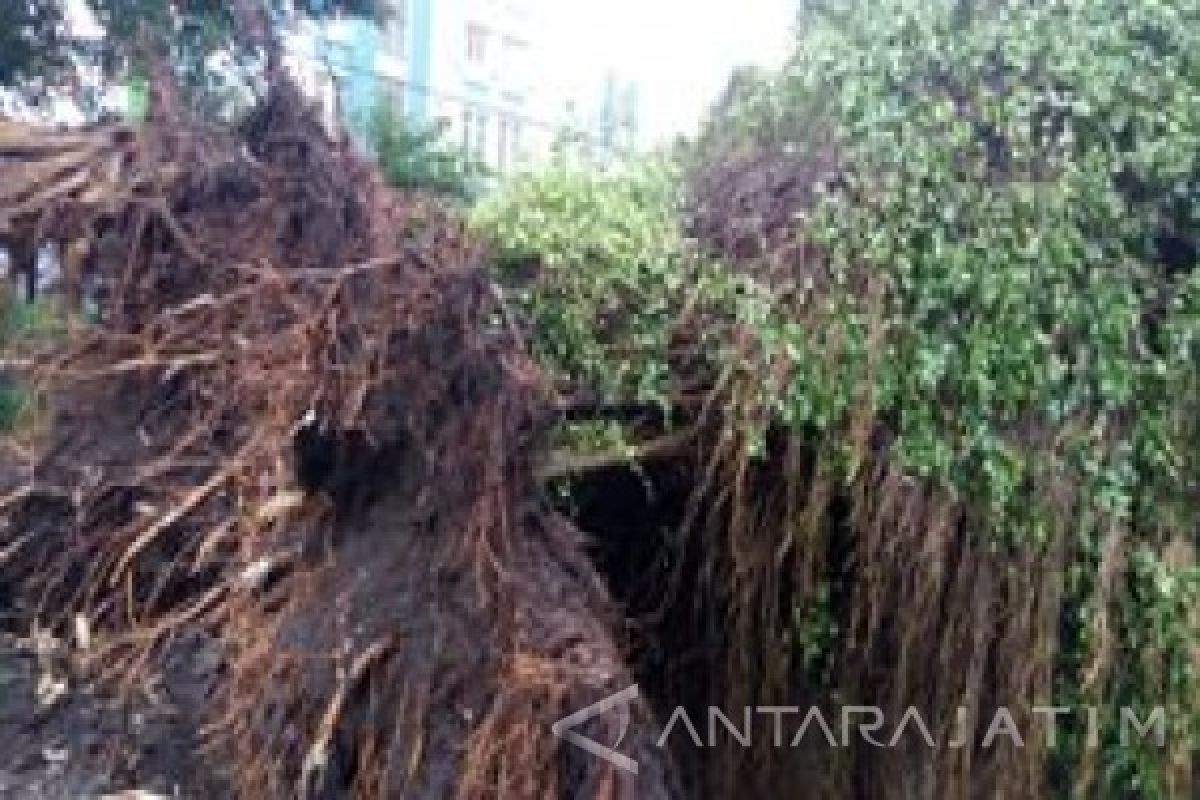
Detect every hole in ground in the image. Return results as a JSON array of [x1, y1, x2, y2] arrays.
[[548, 458, 720, 797]]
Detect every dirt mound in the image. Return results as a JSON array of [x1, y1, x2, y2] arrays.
[[0, 83, 676, 798]]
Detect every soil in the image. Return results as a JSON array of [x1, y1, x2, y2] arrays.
[[0, 632, 224, 799]]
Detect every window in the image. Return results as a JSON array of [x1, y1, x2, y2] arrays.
[[384, 79, 405, 119], [474, 111, 488, 160], [501, 35, 527, 76], [466, 22, 488, 64], [497, 115, 511, 171], [496, 115, 524, 170], [462, 107, 488, 159], [386, 1, 408, 60]]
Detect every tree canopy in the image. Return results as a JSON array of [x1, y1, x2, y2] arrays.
[[474, 1, 1200, 796], [0, 0, 382, 110]]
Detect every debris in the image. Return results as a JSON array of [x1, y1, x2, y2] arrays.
[[72, 614, 91, 652], [254, 490, 305, 524], [40, 747, 68, 764], [235, 557, 273, 591], [35, 670, 67, 708]]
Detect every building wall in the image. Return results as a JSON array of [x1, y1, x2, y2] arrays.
[[283, 2, 411, 142], [284, 0, 541, 170], [406, 0, 434, 120], [423, 0, 540, 170], [283, 1, 637, 170]]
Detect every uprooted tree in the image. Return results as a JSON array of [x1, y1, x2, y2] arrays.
[[473, 1, 1199, 797], [0, 82, 676, 797], [0, 0, 1197, 798], [0, 0, 387, 309]]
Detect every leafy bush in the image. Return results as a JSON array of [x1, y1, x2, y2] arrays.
[[0, 382, 29, 433], [475, 1, 1200, 795], [691, 0, 1200, 531], [369, 105, 486, 201], [472, 156, 712, 407], [691, 1, 1200, 795], [0, 296, 61, 433], [0, 296, 63, 344]]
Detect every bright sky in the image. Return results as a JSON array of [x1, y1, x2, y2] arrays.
[[534, 0, 796, 144], [65, 0, 104, 39], [61, 0, 795, 144]]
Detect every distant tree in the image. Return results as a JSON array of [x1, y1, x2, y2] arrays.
[[0, 1, 387, 324], [0, 0, 383, 112], [0, 2, 69, 90], [369, 104, 487, 201]]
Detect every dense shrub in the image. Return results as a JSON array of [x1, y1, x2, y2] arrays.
[[472, 157, 710, 407], [691, 1, 1200, 795], [369, 105, 485, 201]]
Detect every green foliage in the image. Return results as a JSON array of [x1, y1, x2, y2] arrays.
[[99, 1, 381, 116], [369, 105, 485, 201], [472, 157, 704, 407], [705, 1, 1200, 794], [1113, 548, 1199, 796], [696, 0, 1200, 526], [787, 579, 840, 685], [476, 2, 1200, 794], [551, 419, 637, 459], [0, 383, 29, 434], [1, 1, 381, 115], [0, 297, 61, 434], [0, 297, 64, 345]]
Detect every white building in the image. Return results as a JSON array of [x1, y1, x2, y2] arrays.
[[423, 0, 542, 170], [283, 0, 553, 172], [282, 0, 641, 171]]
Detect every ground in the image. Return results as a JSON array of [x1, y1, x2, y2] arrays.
[[0, 632, 224, 799]]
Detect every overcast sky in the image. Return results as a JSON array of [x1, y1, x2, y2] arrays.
[[533, 0, 795, 143], [62, 0, 796, 143]]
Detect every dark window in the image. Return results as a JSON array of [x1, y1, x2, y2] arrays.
[[466, 22, 488, 63], [387, 1, 408, 59]]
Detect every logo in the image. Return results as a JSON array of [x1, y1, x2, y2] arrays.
[[553, 693, 1171, 774], [552, 684, 640, 774]]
